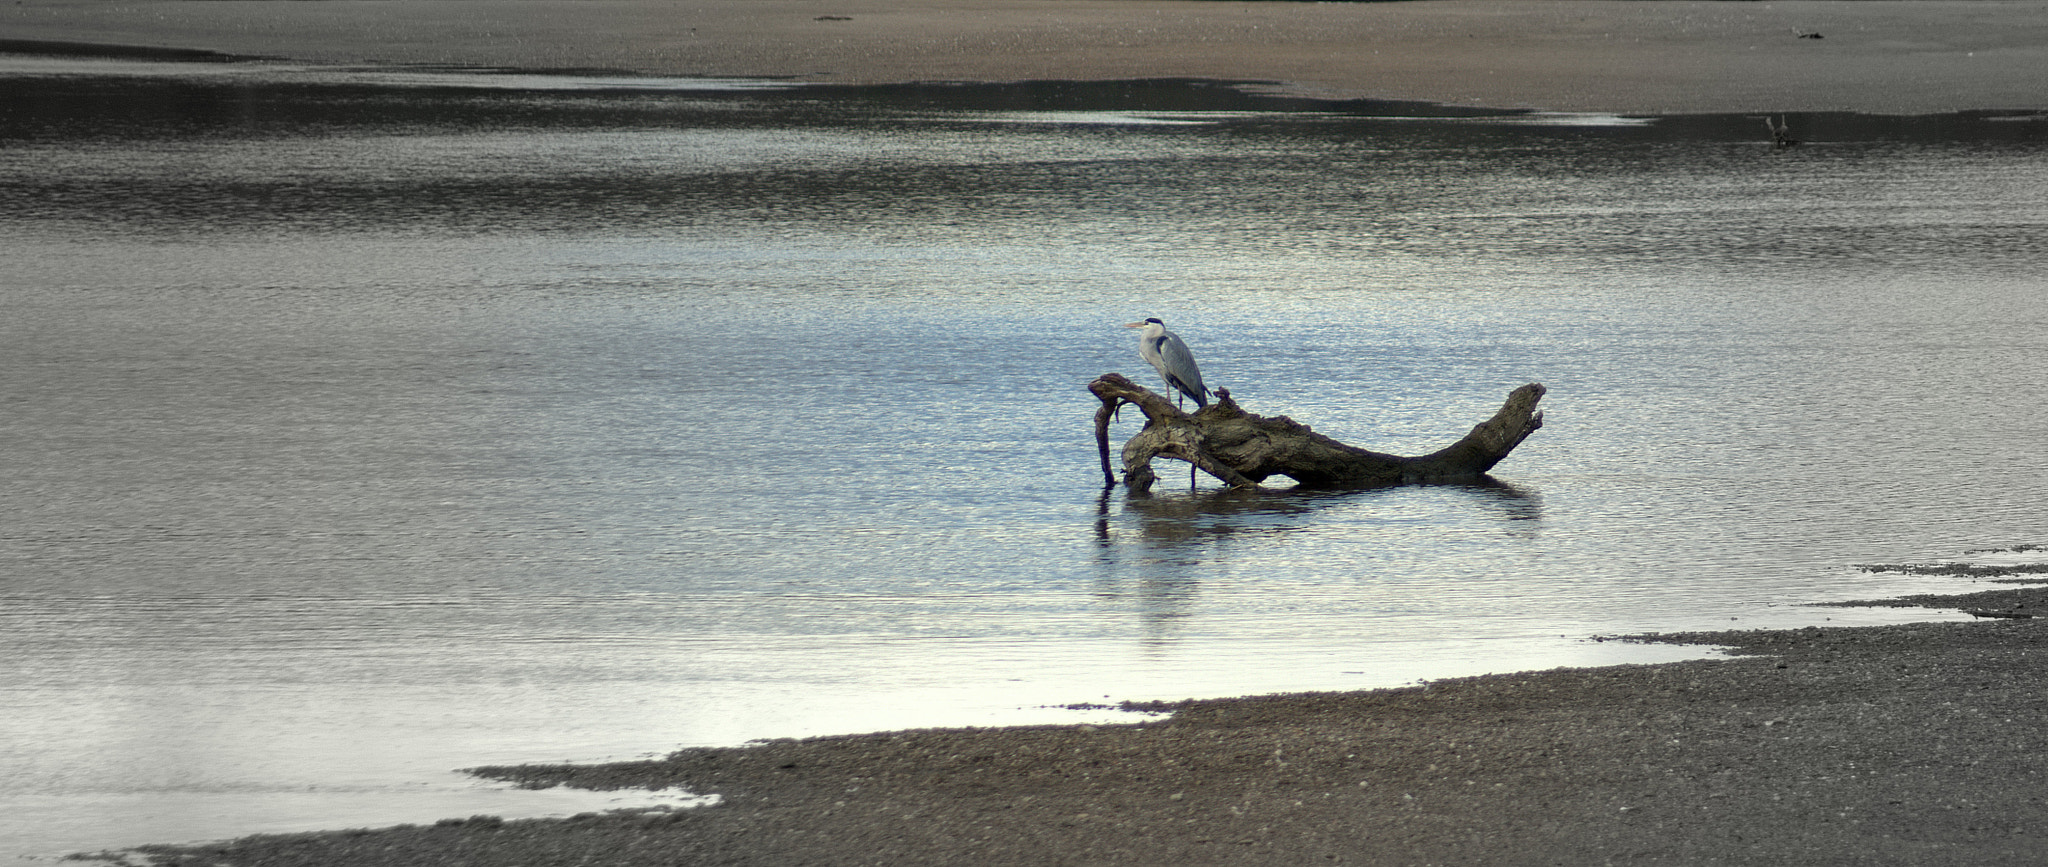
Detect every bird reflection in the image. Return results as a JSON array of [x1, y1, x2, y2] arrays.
[[1091, 479, 1545, 648], [1096, 477, 1542, 549], [1099, 486, 1317, 550]]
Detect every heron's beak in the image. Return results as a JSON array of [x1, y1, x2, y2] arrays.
[[1122, 321, 1145, 328]]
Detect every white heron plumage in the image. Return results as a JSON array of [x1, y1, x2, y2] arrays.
[[1124, 317, 1211, 408]]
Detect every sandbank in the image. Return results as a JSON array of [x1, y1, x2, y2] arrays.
[[5, 0, 2048, 114]]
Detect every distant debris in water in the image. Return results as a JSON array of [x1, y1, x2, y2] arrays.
[[1792, 29, 1824, 39], [1762, 115, 1800, 148], [1966, 608, 2035, 619]]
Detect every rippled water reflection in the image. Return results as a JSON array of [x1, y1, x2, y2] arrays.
[[3, 63, 2047, 858]]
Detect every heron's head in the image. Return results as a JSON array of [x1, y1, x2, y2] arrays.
[[1123, 317, 1165, 329]]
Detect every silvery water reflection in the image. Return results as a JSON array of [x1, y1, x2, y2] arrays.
[[3, 62, 2047, 859]]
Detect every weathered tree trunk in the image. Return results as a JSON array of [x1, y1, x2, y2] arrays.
[[1090, 374, 1545, 493]]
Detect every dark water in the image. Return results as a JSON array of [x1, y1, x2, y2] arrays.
[[4, 59, 2047, 858]]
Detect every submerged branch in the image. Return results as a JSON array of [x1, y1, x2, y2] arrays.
[[1089, 374, 1545, 494]]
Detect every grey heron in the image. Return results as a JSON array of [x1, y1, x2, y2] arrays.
[[1125, 317, 1211, 409]]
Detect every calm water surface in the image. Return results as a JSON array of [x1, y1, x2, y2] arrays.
[[4, 61, 2047, 859]]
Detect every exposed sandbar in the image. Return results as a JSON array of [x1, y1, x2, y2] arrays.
[[6, 0, 2048, 113]]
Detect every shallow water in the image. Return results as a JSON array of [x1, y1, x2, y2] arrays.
[[3, 61, 2046, 859]]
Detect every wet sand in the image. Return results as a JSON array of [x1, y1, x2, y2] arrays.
[[6, 0, 2048, 114], [119, 569, 2048, 866]]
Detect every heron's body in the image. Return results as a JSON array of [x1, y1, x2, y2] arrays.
[[1126, 318, 1210, 408]]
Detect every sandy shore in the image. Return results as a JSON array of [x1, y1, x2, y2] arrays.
[[120, 568, 2048, 866], [6, 0, 2048, 114]]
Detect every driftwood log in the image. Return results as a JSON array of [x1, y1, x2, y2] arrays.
[[1090, 373, 1546, 493]]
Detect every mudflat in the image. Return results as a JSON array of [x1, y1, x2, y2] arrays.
[[6, 0, 2048, 113]]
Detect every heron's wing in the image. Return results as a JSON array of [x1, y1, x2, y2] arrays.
[[1157, 334, 1209, 397]]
